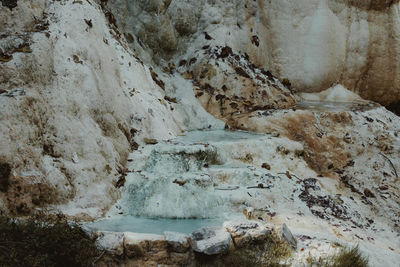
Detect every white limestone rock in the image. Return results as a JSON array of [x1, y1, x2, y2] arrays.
[[97, 231, 124, 256], [0, 0, 222, 219], [105, 0, 400, 105], [223, 220, 272, 248], [124, 232, 165, 243], [190, 227, 231, 255], [123, 232, 165, 258], [281, 223, 297, 249]]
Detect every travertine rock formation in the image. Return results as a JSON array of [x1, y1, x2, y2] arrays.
[[1, 1, 400, 265], [0, 0, 221, 218], [106, 0, 400, 106], [1, 0, 399, 224]]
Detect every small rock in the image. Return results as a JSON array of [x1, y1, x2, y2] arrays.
[[364, 188, 375, 198], [173, 179, 186, 186], [262, 163, 271, 170], [178, 59, 187, 67], [223, 220, 272, 248], [251, 35, 260, 47], [73, 55, 83, 64], [219, 46, 233, 58], [343, 133, 352, 143], [131, 141, 139, 150], [379, 185, 389, 191], [204, 32, 213, 40], [281, 224, 297, 249], [190, 227, 231, 255], [84, 19, 93, 28], [243, 206, 254, 219], [72, 152, 79, 163], [189, 58, 197, 65], [144, 138, 158, 145]]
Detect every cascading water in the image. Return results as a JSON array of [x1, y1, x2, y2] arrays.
[[88, 129, 296, 233]]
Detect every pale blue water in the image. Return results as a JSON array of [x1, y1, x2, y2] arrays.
[[87, 130, 255, 234], [174, 129, 266, 144], [86, 216, 226, 234]]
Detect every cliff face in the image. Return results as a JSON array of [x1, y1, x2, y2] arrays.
[[106, 0, 400, 106]]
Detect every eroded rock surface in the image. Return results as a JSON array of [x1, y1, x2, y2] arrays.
[[1, 1, 400, 266], [105, 0, 400, 106], [190, 227, 232, 255], [224, 220, 272, 248], [0, 0, 221, 218]]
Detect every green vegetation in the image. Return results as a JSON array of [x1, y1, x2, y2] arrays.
[[310, 245, 369, 267], [0, 214, 101, 267]]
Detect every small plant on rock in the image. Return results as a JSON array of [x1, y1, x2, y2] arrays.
[[310, 245, 368, 267]]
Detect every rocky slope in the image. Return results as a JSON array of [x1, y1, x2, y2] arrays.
[[0, 0, 221, 218], [106, 0, 400, 107]]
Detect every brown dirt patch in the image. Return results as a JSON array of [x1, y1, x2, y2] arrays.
[[3, 175, 57, 214], [283, 113, 350, 175]]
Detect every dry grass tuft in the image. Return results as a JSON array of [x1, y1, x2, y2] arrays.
[[310, 245, 369, 267]]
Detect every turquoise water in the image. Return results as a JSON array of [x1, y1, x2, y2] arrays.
[[86, 216, 226, 234]]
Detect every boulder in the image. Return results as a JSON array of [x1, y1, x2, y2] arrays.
[[190, 227, 231, 255], [96, 231, 124, 256], [223, 220, 272, 248]]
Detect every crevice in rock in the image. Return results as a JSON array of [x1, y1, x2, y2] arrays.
[[387, 101, 400, 116], [0, 161, 11, 192]]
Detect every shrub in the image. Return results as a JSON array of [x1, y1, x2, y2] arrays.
[[328, 246, 368, 267], [0, 214, 101, 267], [311, 245, 369, 267]]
